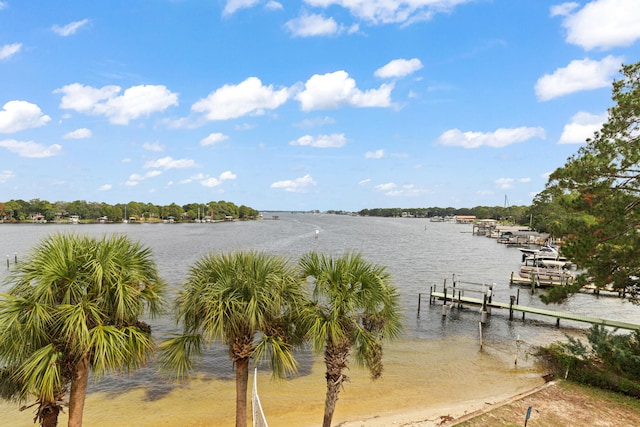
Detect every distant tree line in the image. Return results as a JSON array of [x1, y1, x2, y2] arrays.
[[0, 199, 260, 223], [358, 205, 531, 224]]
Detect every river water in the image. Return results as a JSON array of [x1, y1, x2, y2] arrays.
[[1, 213, 638, 426]]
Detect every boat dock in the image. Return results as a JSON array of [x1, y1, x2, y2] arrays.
[[419, 280, 640, 331]]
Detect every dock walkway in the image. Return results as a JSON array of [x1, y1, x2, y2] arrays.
[[426, 290, 640, 331]]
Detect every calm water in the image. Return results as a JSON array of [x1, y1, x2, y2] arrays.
[[1, 214, 638, 426]]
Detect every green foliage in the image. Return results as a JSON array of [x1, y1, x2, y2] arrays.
[[0, 198, 259, 222], [0, 233, 166, 425], [540, 326, 640, 397], [298, 251, 403, 427], [158, 251, 308, 427], [531, 61, 640, 296]]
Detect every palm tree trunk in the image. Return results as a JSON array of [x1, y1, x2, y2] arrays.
[[323, 342, 350, 427], [68, 355, 90, 427], [235, 357, 250, 427]]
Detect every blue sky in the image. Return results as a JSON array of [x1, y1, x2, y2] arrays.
[[1, 0, 639, 212]]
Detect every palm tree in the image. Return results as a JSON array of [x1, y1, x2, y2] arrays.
[[158, 251, 308, 427], [298, 251, 402, 427], [0, 233, 166, 427]]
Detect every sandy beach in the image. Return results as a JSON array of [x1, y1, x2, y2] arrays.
[[0, 336, 546, 426]]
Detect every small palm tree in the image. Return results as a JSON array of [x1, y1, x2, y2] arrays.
[[158, 251, 308, 427], [0, 233, 166, 427], [299, 251, 402, 427]]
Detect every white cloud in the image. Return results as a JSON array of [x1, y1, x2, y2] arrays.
[[0, 170, 15, 183], [365, 149, 385, 159], [286, 12, 341, 37], [144, 156, 196, 170], [219, 170, 237, 180], [384, 184, 427, 197], [294, 116, 336, 128], [437, 127, 546, 148], [519, 177, 532, 183], [296, 70, 393, 111], [289, 133, 347, 148], [374, 182, 396, 191], [63, 128, 92, 139], [0, 2, 8, 10], [0, 139, 62, 158], [98, 184, 112, 191], [535, 56, 622, 101], [550, 2, 579, 17], [223, 0, 260, 16], [265, 1, 283, 11], [559, 0, 640, 50], [52, 19, 90, 36], [201, 170, 237, 188], [192, 77, 289, 121], [559, 111, 607, 144], [303, 0, 472, 25], [495, 178, 515, 189], [55, 83, 178, 125], [374, 58, 423, 78], [0, 100, 51, 133], [270, 174, 317, 192], [0, 43, 22, 60], [125, 170, 163, 186], [143, 142, 164, 152], [359, 178, 371, 185], [201, 132, 229, 146]]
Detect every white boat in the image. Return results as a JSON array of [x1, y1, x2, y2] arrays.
[[519, 245, 568, 263], [519, 259, 575, 285]]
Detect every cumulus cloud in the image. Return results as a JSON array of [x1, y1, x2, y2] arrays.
[[535, 56, 622, 101], [55, 83, 178, 125], [296, 70, 393, 111], [0, 170, 15, 183], [201, 132, 229, 146], [556, 0, 640, 50], [63, 128, 92, 139], [201, 170, 237, 188], [52, 19, 90, 36], [0, 139, 62, 158], [144, 156, 195, 170], [286, 12, 342, 37], [0, 43, 22, 60], [437, 126, 546, 148], [559, 111, 607, 144], [365, 149, 385, 159], [374, 58, 423, 78], [192, 77, 288, 121], [0, 101, 51, 133], [289, 133, 346, 148], [98, 184, 112, 191], [270, 174, 316, 192], [223, 0, 260, 16], [304, 0, 473, 25]]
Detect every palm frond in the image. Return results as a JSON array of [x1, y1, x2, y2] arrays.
[[156, 334, 203, 380]]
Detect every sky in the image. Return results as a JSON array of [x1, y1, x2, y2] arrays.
[[1, 0, 639, 212]]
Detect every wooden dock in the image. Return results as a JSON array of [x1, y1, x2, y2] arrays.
[[425, 290, 640, 331]]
